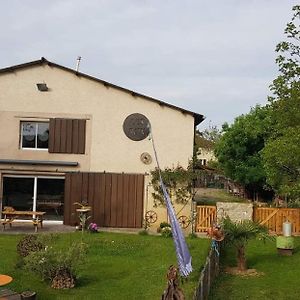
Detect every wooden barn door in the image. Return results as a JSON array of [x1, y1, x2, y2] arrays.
[[64, 172, 144, 228]]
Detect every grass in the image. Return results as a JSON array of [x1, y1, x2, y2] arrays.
[[0, 232, 209, 300], [210, 238, 300, 300], [194, 188, 248, 205]]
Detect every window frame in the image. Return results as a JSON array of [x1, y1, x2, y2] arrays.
[[20, 121, 50, 151]]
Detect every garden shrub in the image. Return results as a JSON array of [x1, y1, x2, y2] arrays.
[[17, 234, 45, 257], [158, 222, 173, 237], [161, 226, 172, 238], [160, 222, 171, 229], [24, 242, 88, 289], [157, 222, 171, 233]]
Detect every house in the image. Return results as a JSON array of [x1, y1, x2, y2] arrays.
[[195, 135, 216, 166], [0, 57, 204, 231]]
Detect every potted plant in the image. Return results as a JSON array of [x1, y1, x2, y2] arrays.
[[21, 291, 36, 300]]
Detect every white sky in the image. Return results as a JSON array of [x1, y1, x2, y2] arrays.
[[0, 0, 298, 129]]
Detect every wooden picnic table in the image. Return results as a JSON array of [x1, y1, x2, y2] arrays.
[[1, 210, 46, 232]]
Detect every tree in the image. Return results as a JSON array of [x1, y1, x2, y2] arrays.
[[198, 123, 222, 144], [263, 127, 300, 198], [214, 105, 272, 198], [263, 5, 300, 200], [222, 217, 271, 271]]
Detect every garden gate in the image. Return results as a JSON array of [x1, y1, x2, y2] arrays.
[[195, 206, 216, 233], [254, 207, 300, 235], [64, 172, 144, 228]]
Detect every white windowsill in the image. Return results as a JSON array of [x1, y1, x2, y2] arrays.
[[21, 148, 49, 151]]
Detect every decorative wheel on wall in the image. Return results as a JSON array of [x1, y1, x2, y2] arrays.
[[140, 152, 152, 165], [145, 210, 158, 224], [178, 215, 190, 229]]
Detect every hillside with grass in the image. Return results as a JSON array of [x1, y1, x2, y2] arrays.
[[194, 188, 249, 205]]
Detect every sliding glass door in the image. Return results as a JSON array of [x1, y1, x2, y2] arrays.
[[2, 176, 64, 221], [36, 178, 64, 220]]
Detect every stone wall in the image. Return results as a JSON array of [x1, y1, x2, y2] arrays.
[[216, 202, 253, 222]]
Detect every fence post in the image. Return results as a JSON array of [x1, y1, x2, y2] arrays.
[[200, 273, 204, 300]]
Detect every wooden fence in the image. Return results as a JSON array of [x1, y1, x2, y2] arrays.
[[193, 244, 220, 300], [254, 207, 300, 235], [195, 206, 216, 233], [196, 206, 300, 235]]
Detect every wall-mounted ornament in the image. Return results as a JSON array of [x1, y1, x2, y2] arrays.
[[140, 152, 152, 165], [123, 113, 150, 141], [178, 215, 190, 229], [145, 210, 158, 224]]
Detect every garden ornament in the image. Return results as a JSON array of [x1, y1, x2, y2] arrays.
[[207, 223, 224, 256], [207, 223, 224, 242], [74, 202, 92, 233], [161, 265, 185, 300]]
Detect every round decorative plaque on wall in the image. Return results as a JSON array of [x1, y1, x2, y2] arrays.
[[140, 152, 152, 165], [123, 113, 150, 141]]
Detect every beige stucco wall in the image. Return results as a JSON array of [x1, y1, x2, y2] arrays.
[[0, 65, 194, 172], [0, 63, 197, 230], [197, 147, 216, 164], [144, 174, 192, 234]]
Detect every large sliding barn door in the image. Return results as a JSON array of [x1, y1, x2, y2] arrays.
[[64, 172, 144, 228]]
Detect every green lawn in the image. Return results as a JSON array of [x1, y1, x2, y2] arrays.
[[210, 238, 300, 300], [0, 232, 209, 300], [194, 188, 248, 205]]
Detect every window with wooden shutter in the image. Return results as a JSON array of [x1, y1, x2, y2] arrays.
[[48, 118, 86, 154]]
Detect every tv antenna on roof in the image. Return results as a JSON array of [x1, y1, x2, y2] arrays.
[[76, 56, 82, 72]]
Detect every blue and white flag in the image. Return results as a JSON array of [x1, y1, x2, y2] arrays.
[[148, 125, 192, 277], [159, 177, 193, 277]]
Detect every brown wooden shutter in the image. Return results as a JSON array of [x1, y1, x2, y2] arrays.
[[49, 118, 86, 154]]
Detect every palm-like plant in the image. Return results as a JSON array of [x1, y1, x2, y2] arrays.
[[222, 216, 272, 271]]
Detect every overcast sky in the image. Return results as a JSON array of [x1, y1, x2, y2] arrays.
[[0, 0, 298, 129]]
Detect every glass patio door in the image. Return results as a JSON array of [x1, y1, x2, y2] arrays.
[[2, 176, 64, 221], [2, 177, 34, 216]]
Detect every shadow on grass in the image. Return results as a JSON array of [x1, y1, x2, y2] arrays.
[[75, 275, 96, 288]]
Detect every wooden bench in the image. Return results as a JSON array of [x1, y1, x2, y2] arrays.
[[1, 207, 16, 231], [1, 219, 14, 230]]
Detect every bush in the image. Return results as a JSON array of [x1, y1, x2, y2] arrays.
[[161, 226, 172, 238], [157, 222, 171, 233], [160, 222, 171, 229], [287, 199, 300, 208], [24, 242, 87, 289], [17, 235, 45, 257]]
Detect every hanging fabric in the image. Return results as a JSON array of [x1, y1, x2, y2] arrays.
[[149, 126, 193, 277]]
